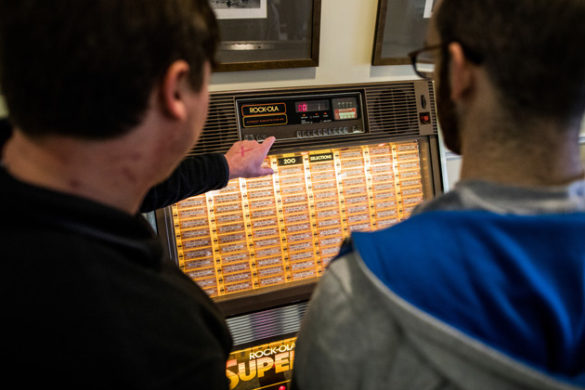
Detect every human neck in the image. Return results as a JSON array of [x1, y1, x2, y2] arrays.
[[459, 115, 584, 187], [2, 130, 157, 214]]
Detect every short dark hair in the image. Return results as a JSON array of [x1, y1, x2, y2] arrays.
[[436, 0, 585, 123], [0, 0, 219, 139]]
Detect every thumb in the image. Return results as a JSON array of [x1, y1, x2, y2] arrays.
[[256, 166, 274, 176]]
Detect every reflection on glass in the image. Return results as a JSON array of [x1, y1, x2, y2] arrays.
[[142, 212, 158, 234], [215, 0, 313, 63], [416, 62, 434, 75], [380, 0, 436, 60]]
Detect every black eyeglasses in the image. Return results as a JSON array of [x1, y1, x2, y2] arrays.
[[407, 43, 445, 79], [408, 42, 484, 79]]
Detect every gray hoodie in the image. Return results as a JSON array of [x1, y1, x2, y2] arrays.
[[291, 180, 585, 390]]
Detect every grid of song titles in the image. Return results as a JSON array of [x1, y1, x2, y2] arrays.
[[172, 140, 424, 297]]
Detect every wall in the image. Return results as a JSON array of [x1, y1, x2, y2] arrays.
[[0, 1, 417, 119], [211, 0, 417, 92], [211, 0, 585, 189], [0, 1, 416, 123], [1, 0, 583, 186], [445, 118, 585, 187]]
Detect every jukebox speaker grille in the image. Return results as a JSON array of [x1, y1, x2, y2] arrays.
[[365, 82, 419, 136], [192, 95, 239, 155]]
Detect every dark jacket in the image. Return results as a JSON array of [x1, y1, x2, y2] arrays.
[[0, 122, 233, 389]]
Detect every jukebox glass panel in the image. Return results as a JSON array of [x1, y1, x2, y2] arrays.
[[171, 139, 428, 298]]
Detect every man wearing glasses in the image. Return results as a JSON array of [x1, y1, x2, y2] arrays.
[[292, 0, 585, 389]]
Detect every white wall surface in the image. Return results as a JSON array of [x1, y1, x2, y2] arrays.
[[0, 1, 421, 118], [447, 118, 585, 188], [210, 0, 585, 189], [0, 0, 582, 187], [211, 0, 418, 92]]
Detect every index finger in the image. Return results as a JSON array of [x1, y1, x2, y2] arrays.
[[260, 136, 276, 154]]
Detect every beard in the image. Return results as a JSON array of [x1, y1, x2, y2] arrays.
[[436, 54, 462, 155]]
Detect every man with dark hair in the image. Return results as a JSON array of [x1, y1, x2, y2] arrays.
[[0, 1, 273, 388], [292, 0, 585, 389]]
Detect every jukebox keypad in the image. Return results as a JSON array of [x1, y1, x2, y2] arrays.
[[172, 140, 425, 298], [243, 126, 364, 141]]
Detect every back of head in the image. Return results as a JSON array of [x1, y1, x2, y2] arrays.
[[0, 0, 219, 140], [436, 0, 585, 125]]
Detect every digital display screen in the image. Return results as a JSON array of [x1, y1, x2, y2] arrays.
[[295, 99, 330, 113], [332, 97, 358, 120]]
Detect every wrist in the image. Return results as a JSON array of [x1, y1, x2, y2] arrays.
[[221, 154, 233, 182]]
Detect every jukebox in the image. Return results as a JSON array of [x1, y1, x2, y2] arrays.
[[155, 79, 445, 389]]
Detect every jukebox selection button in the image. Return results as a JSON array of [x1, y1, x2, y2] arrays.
[[419, 112, 431, 124], [295, 127, 364, 138]]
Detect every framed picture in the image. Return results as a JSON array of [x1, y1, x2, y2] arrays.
[[210, 0, 321, 72], [372, 0, 436, 65]]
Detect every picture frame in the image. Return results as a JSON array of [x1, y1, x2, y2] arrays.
[[372, 0, 435, 65], [211, 0, 321, 72]]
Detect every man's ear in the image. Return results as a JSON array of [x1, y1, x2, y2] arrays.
[[159, 60, 191, 120], [447, 42, 474, 102]]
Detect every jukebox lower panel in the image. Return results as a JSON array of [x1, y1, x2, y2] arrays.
[[227, 336, 297, 390], [223, 302, 307, 390], [171, 140, 426, 298]]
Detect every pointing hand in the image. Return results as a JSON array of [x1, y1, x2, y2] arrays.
[[224, 136, 276, 180]]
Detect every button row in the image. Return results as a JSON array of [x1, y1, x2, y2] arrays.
[[242, 126, 364, 141], [297, 127, 357, 138], [243, 134, 269, 141]]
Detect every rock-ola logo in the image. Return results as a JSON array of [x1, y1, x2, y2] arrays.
[[249, 105, 281, 114], [242, 103, 286, 117]]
